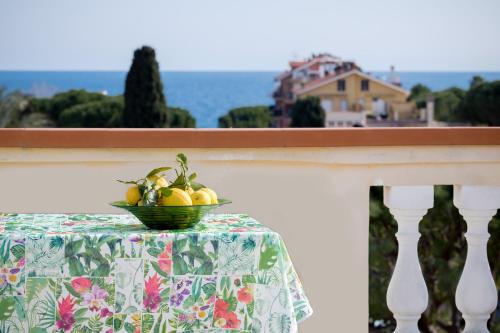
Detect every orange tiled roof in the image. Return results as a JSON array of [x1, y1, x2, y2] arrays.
[[295, 71, 341, 92], [289, 61, 306, 69]]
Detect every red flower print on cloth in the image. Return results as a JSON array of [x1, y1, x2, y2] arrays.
[[214, 299, 229, 318], [213, 299, 241, 329], [56, 295, 76, 331], [223, 311, 241, 329], [237, 286, 253, 304], [100, 307, 113, 318], [144, 273, 162, 311], [71, 277, 92, 293], [158, 242, 173, 274]]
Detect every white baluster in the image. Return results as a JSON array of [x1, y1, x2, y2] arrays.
[[384, 186, 434, 333], [454, 185, 500, 333]]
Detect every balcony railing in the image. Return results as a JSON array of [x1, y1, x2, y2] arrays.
[[0, 127, 499, 333]]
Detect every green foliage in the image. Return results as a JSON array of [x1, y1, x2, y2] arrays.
[[369, 185, 499, 333], [58, 96, 123, 127], [168, 107, 196, 128], [123, 46, 168, 128], [33, 89, 107, 120], [1, 86, 196, 129], [0, 297, 16, 320], [408, 83, 432, 109], [455, 80, 500, 126], [290, 96, 325, 127], [218, 106, 271, 128], [470, 75, 485, 89], [407, 83, 465, 121], [408, 76, 500, 125], [433, 87, 465, 122]]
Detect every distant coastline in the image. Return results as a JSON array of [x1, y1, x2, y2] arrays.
[[1, 71, 500, 128]]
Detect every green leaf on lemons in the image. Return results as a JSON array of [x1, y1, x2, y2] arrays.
[[117, 179, 140, 185], [190, 182, 206, 191], [159, 187, 173, 197], [146, 167, 172, 179], [176, 153, 187, 165]]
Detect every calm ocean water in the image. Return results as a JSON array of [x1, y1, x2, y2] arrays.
[[1, 71, 500, 128]]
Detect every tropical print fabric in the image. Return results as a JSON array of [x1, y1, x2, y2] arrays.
[[0, 213, 312, 333]]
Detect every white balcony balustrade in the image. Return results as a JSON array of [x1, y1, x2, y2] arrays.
[[384, 186, 433, 333], [454, 186, 500, 333], [382, 185, 499, 333]]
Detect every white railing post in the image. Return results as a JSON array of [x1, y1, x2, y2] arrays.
[[384, 186, 434, 333], [453, 185, 500, 333]]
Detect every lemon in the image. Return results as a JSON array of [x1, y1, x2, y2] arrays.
[[125, 186, 141, 205], [190, 190, 212, 205], [200, 188, 218, 204], [159, 188, 192, 206], [155, 177, 169, 188]]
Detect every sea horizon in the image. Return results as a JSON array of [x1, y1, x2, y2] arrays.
[[2, 70, 500, 128]]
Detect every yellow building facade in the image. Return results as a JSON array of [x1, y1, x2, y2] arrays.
[[296, 70, 415, 126]]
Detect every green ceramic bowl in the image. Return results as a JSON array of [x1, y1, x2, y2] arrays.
[[110, 198, 231, 230]]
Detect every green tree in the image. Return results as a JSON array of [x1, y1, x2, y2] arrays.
[[58, 96, 123, 127], [290, 97, 325, 127], [408, 84, 432, 109], [470, 75, 485, 89], [433, 87, 465, 122], [168, 107, 196, 128], [123, 46, 168, 127], [369, 185, 499, 333], [455, 80, 500, 126], [33, 89, 107, 120], [218, 106, 271, 128]]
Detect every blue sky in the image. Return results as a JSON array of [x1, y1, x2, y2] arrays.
[[1, 0, 500, 71]]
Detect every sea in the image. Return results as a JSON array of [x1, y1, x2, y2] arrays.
[[1, 71, 500, 128]]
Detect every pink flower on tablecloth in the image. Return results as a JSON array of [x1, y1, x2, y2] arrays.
[[223, 311, 241, 329], [100, 307, 113, 318], [56, 295, 75, 331], [158, 242, 173, 273], [83, 284, 109, 311], [144, 273, 162, 311], [16, 257, 25, 268], [71, 277, 92, 293], [237, 286, 253, 304], [129, 235, 142, 243], [214, 299, 229, 319]]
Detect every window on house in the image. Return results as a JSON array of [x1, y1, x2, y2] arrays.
[[340, 99, 348, 111], [337, 80, 346, 91], [361, 79, 369, 91]]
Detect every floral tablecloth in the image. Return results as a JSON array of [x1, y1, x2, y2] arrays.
[[0, 213, 312, 333]]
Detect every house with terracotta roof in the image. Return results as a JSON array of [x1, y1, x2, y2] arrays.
[[272, 54, 421, 127]]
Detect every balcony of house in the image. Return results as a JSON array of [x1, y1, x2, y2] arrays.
[[0, 127, 499, 333]]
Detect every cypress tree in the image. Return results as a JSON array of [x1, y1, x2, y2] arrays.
[[123, 46, 168, 127]]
